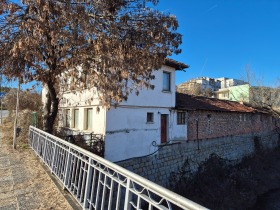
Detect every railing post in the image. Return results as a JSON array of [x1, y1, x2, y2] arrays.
[[36, 132, 41, 153], [124, 178, 132, 210], [63, 147, 72, 189], [29, 127, 33, 147], [51, 141, 57, 174], [83, 158, 93, 209], [31, 130, 36, 149], [42, 136, 48, 162], [28, 127, 31, 145]]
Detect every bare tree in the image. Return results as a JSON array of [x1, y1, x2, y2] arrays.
[[0, 0, 182, 133], [4, 88, 41, 111], [204, 87, 213, 97], [243, 68, 280, 126]]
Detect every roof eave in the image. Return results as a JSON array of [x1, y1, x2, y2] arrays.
[[164, 58, 189, 71]]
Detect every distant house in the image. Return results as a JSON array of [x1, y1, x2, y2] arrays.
[[57, 59, 189, 162], [176, 93, 278, 140]]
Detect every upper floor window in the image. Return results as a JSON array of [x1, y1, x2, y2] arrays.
[[163, 72, 171, 92]]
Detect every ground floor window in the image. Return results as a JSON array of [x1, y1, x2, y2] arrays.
[[177, 112, 186, 124], [86, 108, 93, 130], [147, 112, 154, 123], [74, 109, 79, 128], [65, 109, 71, 127]]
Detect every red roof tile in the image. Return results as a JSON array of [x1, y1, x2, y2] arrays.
[[176, 92, 257, 113]]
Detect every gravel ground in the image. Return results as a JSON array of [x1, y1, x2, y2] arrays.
[[0, 118, 73, 210]]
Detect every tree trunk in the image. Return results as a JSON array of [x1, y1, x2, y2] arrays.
[[42, 81, 58, 134], [13, 81, 20, 149]]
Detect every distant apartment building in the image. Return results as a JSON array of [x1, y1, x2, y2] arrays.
[[178, 77, 279, 117], [215, 78, 248, 100], [177, 77, 248, 98], [216, 77, 248, 89], [177, 77, 220, 96]]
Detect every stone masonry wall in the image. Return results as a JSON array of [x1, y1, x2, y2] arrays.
[[116, 130, 280, 188]]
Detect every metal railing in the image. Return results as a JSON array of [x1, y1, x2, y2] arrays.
[[29, 126, 208, 210]]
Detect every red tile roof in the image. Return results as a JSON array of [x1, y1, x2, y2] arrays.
[[176, 92, 258, 113]]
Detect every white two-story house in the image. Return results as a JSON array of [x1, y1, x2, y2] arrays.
[[56, 58, 189, 162]]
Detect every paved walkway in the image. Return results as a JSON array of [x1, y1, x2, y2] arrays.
[[0, 131, 73, 210]]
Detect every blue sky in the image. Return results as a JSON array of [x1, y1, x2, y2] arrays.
[[156, 0, 280, 86], [5, 0, 280, 90]]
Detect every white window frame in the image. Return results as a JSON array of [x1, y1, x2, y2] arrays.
[[85, 108, 93, 130], [74, 109, 79, 129], [65, 109, 71, 127]]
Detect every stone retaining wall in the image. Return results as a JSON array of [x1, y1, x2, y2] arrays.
[[116, 130, 280, 188]]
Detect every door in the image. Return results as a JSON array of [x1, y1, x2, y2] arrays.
[[161, 114, 168, 143]]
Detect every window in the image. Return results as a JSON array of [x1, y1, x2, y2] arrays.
[[86, 108, 93, 130], [74, 109, 79, 128], [177, 112, 186, 124], [163, 72, 171, 91], [147, 112, 154, 123], [65, 109, 71, 127]]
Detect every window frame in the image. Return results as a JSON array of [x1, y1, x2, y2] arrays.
[[146, 112, 154, 123], [177, 112, 186, 125], [163, 71, 171, 92], [65, 109, 71, 127], [85, 108, 93, 130], [74, 109, 79, 129]]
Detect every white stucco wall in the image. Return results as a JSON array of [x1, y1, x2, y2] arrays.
[[169, 111, 188, 141], [120, 65, 176, 107], [57, 64, 187, 162], [58, 87, 107, 135], [104, 107, 187, 162], [41, 84, 48, 105]]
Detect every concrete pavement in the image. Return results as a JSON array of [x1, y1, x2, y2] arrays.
[[0, 130, 73, 210]]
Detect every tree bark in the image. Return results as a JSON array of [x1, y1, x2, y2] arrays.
[[13, 81, 20, 149], [42, 81, 58, 134]]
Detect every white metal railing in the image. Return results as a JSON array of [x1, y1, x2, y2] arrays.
[[29, 126, 208, 210]]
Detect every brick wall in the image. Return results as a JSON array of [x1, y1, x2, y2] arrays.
[[116, 130, 279, 188], [187, 111, 276, 140]]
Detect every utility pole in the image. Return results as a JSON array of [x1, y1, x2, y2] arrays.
[[13, 80, 20, 149]]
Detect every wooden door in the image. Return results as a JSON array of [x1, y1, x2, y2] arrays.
[[161, 114, 168, 143]]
